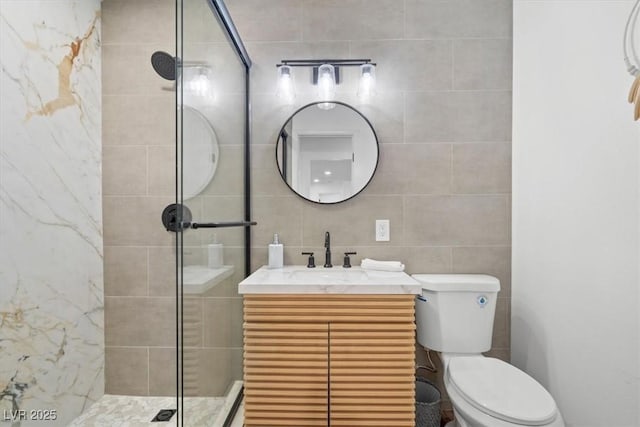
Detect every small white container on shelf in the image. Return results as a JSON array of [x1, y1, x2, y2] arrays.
[[268, 234, 283, 269], [207, 234, 224, 269]]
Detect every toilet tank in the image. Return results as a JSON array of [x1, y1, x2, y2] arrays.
[[412, 274, 500, 353]]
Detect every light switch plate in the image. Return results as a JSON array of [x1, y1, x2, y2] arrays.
[[376, 219, 390, 242]]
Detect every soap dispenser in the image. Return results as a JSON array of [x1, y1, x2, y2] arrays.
[[268, 234, 284, 269], [207, 234, 224, 269]]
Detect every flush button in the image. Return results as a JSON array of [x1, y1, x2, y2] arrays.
[[477, 295, 488, 307]]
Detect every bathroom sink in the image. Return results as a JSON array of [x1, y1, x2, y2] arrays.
[[238, 265, 421, 295]]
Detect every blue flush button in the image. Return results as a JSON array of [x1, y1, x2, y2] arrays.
[[477, 295, 488, 307]]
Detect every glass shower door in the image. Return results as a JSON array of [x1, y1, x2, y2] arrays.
[[176, 0, 251, 424]]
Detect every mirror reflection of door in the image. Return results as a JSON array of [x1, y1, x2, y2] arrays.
[[297, 134, 353, 203], [275, 102, 379, 204]]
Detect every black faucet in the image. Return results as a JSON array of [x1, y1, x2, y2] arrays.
[[324, 231, 332, 268]]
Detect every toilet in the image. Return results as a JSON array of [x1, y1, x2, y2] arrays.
[[412, 274, 565, 427]]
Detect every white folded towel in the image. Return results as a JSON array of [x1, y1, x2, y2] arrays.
[[361, 258, 405, 272]]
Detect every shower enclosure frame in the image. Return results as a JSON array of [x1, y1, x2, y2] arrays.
[[175, 1, 252, 425]]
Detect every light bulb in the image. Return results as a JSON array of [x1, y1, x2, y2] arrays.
[[276, 65, 295, 104], [185, 67, 214, 102], [191, 74, 209, 97], [317, 63, 336, 105], [357, 63, 376, 102], [317, 101, 336, 110]]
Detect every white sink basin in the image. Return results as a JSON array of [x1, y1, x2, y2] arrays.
[[238, 265, 421, 295]]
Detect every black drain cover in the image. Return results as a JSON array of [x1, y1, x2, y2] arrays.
[[151, 409, 177, 422]]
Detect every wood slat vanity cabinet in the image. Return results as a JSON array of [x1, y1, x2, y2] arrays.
[[243, 294, 416, 427]]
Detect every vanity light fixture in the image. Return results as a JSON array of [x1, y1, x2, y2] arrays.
[[275, 58, 376, 106], [317, 64, 337, 110], [357, 63, 376, 102], [276, 64, 296, 104]]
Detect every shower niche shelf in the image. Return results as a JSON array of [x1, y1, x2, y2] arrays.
[[182, 265, 234, 294]]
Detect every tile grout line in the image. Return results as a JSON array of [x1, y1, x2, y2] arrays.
[[201, 298, 205, 350], [195, 37, 513, 46], [147, 347, 150, 396], [451, 38, 456, 90], [146, 247, 150, 297], [450, 142, 455, 195]]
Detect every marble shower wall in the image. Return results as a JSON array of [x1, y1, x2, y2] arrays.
[[0, 1, 103, 426]]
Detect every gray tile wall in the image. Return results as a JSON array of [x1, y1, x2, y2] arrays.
[[227, 0, 513, 407], [102, 0, 177, 396]]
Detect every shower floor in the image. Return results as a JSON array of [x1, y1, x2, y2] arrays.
[[69, 382, 243, 426]]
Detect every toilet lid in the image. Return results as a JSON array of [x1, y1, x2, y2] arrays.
[[447, 357, 557, 426]]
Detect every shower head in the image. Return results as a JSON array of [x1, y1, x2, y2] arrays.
[[151, 51, 176, 81]]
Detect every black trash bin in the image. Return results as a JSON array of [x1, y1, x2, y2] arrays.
[[415, 377, 441, 427]]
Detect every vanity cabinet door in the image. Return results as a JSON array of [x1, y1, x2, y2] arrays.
[[243, 322, 329, 426], [243, 294, 416, 426], [329, 322, 416, 427]]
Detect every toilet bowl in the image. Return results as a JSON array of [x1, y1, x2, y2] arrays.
[[412, 274, 565, 427], [442, 354, 564, 427]]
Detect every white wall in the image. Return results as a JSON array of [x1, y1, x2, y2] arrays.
[[512, 2, 640, 426], [0, 1, 103, 425]]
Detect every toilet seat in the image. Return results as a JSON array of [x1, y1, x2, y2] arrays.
[[447, 357, 558, 426]]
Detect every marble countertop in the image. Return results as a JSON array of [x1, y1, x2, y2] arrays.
[[238, 265, 421, 295]]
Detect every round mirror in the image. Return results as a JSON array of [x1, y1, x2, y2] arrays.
[[183, 106, 219, 199], [275, 102, 379, 204]]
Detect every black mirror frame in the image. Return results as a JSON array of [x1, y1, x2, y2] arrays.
[[274, 101, 380, 205]]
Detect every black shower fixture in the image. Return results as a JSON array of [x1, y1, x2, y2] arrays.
[[151, 51, 177, 81]]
